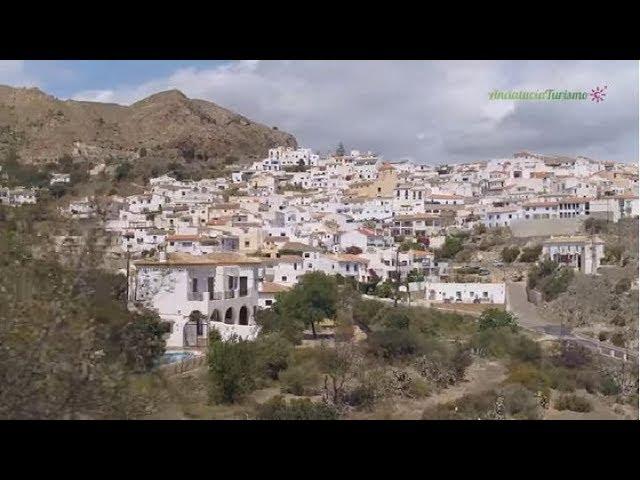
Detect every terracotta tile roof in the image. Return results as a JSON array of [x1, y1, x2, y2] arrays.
[[166, 235, 200, 241], [326, 253, 369, 264], [280, 241, 321, 252], [135, 252, 263, 266]]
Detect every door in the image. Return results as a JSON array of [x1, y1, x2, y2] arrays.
[[239, 276, 248, 297]]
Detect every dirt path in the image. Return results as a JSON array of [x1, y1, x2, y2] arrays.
[[348, 358, 507, 420]]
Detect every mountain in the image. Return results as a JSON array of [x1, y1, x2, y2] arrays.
[[0, 85, 297, 164]]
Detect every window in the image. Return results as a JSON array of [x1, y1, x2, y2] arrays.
[[192, 278, 198, 293], [265, 299, 273, 306], [244, 241, 250, 247], [483, 291, 488, 297], [281, 276, 287, 282], [304, 252, 310, 258]]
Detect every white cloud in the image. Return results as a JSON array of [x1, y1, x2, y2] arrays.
[[72, 89, 116, 103], [0, 60, 40, 87], [65, 60, 639, 163]]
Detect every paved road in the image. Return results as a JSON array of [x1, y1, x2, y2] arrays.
[[505, 282, 636, 362]]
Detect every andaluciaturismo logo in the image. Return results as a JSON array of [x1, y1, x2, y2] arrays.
[[489, 86, 607, 102]]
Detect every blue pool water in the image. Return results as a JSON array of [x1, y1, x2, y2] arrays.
[[158, 351, 195, 365]]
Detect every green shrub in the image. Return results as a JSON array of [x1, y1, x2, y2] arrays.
[[610, 333, 625, 347], [552, 342, 592, 369], [279, 363, 320, 396], [546, 366, 578, 392], [471, 327, 521, 358], [407, 377, 431, 398], [344, 383, 378, 409], [478, 308, 518, 331], [576, 370, 600, 394], [614, 277, 632, 294], [367, 329, 425, 359], [502, 384, 540, 419], [254, 333, 293, 380], [352, 298, 386, 329], [519, 245, 542, 263], [599, 375, 621, 396], [502, 246, 521, 263], [207, 334, 257, 404], [506, 363, 552, 392], [436, 235, 464, 260], [509, 335, 542, 363], [554, 393, 593, 412], [422, 390, 497, 420], [256, 396, 339, 420], [374, 280, 395, 298], [603, 244, 624, 264], [540, 267, 574, 301]]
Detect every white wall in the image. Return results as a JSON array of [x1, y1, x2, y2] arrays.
[[425, 282, 505, 304]]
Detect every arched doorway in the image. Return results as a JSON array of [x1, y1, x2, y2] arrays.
[[224, 307, 234, 324], [210, 310, 220, 323], [238, 306, 248, 325]]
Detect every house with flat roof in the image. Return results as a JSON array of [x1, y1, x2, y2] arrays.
[[541, 235, 605, 275]]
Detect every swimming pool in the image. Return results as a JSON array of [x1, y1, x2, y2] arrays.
[[158, 351, 195, 365]]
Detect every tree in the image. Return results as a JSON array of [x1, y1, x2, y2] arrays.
[[318, 342, 359, 406], [272, 272, 338, 339], [519, 244, 542, 263], [121, 309, 167, 372], [254, 333, 294, 380], [407, 269, 425, 283], [0, 208, 166, 419], [478, 308, 518, 331], [115, 161, 133, 182], [375, 280, 395, 298], [336, 142, 346, 157], [207, 334, 256, 404], [436, 235, 464, 259]]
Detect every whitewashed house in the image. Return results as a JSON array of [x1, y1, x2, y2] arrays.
[[425, 282, 505, 304], [541, 236, 605, 275], [133, 251, 263, 346]]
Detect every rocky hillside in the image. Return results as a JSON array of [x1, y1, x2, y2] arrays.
[[0, 85, 297, 164]]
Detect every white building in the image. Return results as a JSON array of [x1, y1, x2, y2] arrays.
[[50, 173, 71, 185], [425, 282, 506, 304], [133, 251, 263, 346], [541, 236, 605, 275]]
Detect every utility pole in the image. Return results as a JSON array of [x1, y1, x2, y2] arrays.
[[394, 245, 400, 307], [125, 243, 131, 308]]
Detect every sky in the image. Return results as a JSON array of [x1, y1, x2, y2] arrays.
[[0, 60, 637, 164]]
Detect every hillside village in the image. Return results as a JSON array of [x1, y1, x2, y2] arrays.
[[2, 143, 639, 420], [3, 146, 638, 347]]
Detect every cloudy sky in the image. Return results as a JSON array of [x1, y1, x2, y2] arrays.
[[1, 60, 637, 163]]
